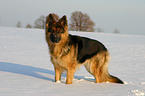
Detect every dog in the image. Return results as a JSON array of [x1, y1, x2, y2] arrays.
[[45, 14, 123, 84]]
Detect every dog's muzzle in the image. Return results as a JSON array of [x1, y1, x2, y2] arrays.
[[50, 33, 61, 43]]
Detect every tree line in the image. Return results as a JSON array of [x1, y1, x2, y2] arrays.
[[16, 11, 120, 33]]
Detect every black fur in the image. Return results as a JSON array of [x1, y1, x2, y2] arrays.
[[69, 34, 107, 63]]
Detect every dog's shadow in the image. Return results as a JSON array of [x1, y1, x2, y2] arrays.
[[0, 62, 55, 81], [0, 62, 95, 83]]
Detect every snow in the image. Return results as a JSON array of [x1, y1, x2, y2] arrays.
[[0, 27, 145, 96]]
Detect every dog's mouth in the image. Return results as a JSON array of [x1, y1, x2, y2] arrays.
[[50, 34, 61, 43]]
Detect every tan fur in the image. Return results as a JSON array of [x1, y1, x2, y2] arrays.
[[46, 23, 77, 84], [50, 42, 77, 84], [45, 14, 123, 84]]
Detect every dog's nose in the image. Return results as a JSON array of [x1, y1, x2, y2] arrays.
[[54, 35, 57, 38]]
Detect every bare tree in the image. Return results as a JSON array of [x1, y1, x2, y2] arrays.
[[34, 13, 59, 29], [26, 24, 32, 28], [96, 27, 104, 33], [69, 11, 95, 32], [114, 29, 120, 34], [34, 15, 45, 29], [16, 21, 22, 28]]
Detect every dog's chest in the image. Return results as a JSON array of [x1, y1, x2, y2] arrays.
[[51, 55, 70, 68], [50, 49, 76, 68]]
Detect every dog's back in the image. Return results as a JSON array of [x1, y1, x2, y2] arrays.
[[69, 35, 107, 63]]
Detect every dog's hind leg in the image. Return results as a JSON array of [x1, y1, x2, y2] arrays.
[[85, 51, 110, 83], [94, 68, 102, 83], [84, 59, 103, 83]]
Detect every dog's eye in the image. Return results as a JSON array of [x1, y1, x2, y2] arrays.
[[52, 29, 55, 33], [60, 31, 64, 33], [48, 28, 55, 33], [48, 28, 51, 32], [59, 30, 64, 33]]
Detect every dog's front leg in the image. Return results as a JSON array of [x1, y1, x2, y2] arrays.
[[54, 64, 64, 82], [66, 68, 75, 84]]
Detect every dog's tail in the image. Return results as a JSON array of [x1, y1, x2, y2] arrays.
[[103, 51, 124, 84], [107, 75, 124, 84]]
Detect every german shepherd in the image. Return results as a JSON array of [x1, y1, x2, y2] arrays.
[[45, 14, 123, 84]]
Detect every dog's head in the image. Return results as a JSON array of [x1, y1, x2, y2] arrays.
[[45, 14, 68, 44]]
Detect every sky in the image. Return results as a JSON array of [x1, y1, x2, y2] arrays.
[[0, 0, 145, 35]]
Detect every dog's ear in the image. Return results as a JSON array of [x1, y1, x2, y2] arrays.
[[46, 14, 55, 27], [58, 15, 67, 27]]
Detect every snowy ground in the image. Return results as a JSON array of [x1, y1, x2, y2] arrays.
[[0, 27, 145, 96]]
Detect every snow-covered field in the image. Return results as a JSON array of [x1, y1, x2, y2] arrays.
[[0, 27, 145, 96]]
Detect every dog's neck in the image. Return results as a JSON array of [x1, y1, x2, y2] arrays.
[[49, 38, 71, 58]]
